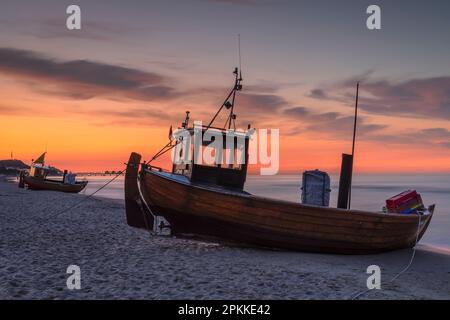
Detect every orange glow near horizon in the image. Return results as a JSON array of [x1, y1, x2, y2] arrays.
[[1, 70, 450, 174], [2, 1, 450, 175]]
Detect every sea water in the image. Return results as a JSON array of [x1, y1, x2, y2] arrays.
[[80, 173, 450, 250]]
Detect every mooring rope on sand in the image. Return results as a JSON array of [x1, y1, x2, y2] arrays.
[[350, 212, 423, 300], [11, 168, 126, 234]]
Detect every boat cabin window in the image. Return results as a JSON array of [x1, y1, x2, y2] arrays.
[[172, 127, 249, 190], [30, 166, 48, 178]]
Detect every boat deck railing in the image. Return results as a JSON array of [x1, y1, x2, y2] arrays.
[[143, 163, 165, 173], [185, 125, 250, 136]]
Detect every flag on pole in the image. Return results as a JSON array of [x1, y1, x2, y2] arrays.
[[33, 152, 46, 164]]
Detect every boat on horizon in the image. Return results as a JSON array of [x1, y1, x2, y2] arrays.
[[19, 152, 88, 194], [124, 68, 434, 254]]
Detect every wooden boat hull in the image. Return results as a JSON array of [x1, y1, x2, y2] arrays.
[[125, 155, 434, 255], [24, 176, 88, 193]]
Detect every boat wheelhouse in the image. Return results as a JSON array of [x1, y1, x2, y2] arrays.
[[170, 123, 251, 191]]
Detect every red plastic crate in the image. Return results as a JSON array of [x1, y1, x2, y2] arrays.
[[386, 190, 419, 209]]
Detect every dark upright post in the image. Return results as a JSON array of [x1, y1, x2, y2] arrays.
[[337, 153, 353, 209], [125, 152, 153, 230], [348, 82, 360, 209], [18, 170, 25, 188]]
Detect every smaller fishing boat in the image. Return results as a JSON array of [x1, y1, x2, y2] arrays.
[[19, 152, 88, 193]]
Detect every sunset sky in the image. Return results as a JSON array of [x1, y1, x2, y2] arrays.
[[1, 0, 450, 173]]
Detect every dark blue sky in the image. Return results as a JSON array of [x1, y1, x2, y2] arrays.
[[1, 0, 450, 85]]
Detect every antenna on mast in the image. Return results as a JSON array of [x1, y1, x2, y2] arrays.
[[146, 37, 246, 164], [225, 34, 243, 130], [206, 35, 244, 130], [238, 34, 242, 80]]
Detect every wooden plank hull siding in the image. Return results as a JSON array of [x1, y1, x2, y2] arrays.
[[139, 169, 433, 255], [24, 176, 88, 193]]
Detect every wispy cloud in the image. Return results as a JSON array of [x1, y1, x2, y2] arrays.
[[33, 18, 145, 41], [309, 74, 450, 121], [366, 127, 450, 149], [283, 106, 387, 138], [358, 77, 450, 120], [70, 106, 183, 127], [1, 47, 448, 152], [238, 93, 287, 112], [0, 104, 28, 115], [0, 47, 180, 102], [282, 106, 450, 149]]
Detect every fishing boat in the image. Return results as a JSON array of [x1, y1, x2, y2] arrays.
[[19, 152, 88, 193], [124, 68, 434, 254]]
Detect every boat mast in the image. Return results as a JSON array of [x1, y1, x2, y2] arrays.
[[147, 67, 244, 164], [207, 67, 243, 130], [226, 68, 243, 130], [226, 35, 243, 130], [210, 35, 243, 130]]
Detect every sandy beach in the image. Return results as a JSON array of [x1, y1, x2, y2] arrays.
[[1, 177, 449, 300]]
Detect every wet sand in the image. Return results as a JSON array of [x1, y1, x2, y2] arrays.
[[0, 178, 449, 299]]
